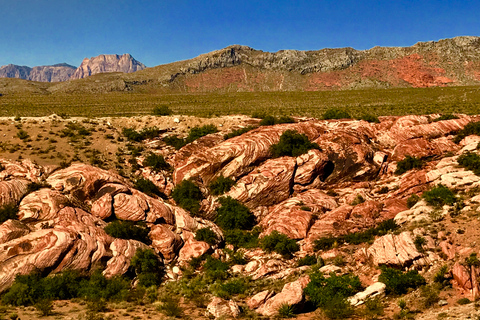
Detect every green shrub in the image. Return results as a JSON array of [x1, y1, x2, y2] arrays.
[[215, 196, 254, 230], [270, 130, 320, 158], [358, 113, 380, 123], [143, 153, 170, 172], [171, 180, 203, 215], [420, 285, 440, 308], [457, 152, 480, 175], [16, 130, 29, 140], [157, 296, 183, 318], [104, 220, 151, 244], [214, 278, 247, 299], [203, 256, 229, 280], [433, 114, 459, 122], [378, 267, 426, 295], [433, 265, 450, 288], [457, 297, 471, 305], [406, 194, 420, 208], [130, 248, 163, 287], [304, 272, 361, 319], [259, 115, 295, 126], [313, 219, 398, 251], [277, 303, 296, 318], [26, 182, 51, 193], [208, 175, 235, 195], [395, 155, 424, 175], [79, 270, 130, 301], [377, 186, 389, 194], [134, 178, 166, 199], [153, 105, 173, 116], [322, 108, 351, 120], [0, 203, 19, 223], [464, 253, 480, 267], [195, 228, 218, 246], [224, 125, 257, 139], [122, 127, 161, 142], [414, 235, 426, 252], [422, 184, 456, 207], [363, 297, 384, 319], [454, 121, 480, 143], [351, 194, 365, 205], [163, 135, 187, 150], [224, 228, 260, 249], [297, 255, 318, 267], [34, 299, 53, 316], [260, 231, 299, 258], [186, 124, 218, 143]]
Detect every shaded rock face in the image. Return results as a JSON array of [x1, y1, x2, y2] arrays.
[[71, 54, 146, 80]]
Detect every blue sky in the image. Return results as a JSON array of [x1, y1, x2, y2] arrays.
[[0, 0, 478, 67]]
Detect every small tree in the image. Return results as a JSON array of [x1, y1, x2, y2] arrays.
[[130, 248, 163, 287], [208, 175, 235, 195], [215, 197, 254, 230], [171, 180, 203, 215], [270, 130, 319, 158], [260, 231, 299, 258]]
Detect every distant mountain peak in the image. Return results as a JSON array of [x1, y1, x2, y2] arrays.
[[71, 53, 146, 80]]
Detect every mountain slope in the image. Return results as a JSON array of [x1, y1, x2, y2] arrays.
[[70, 54, 146, 80]]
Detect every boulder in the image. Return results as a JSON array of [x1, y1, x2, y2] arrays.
[[103, 238, 150, 278], [256, 276, 310, 317], [247, 290, 275, 309], [149, 224, 183, 262], [0, 219, 30, 243], [18, 189, 70, 222], [366, 231, 422, 267], [348, 282, 386, 306], [178, 238, 210, 262], [207, 297, 241, 319], [0, 179, 29, 206]]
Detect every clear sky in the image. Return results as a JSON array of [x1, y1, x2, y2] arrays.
[[0, 0, 478, 68]]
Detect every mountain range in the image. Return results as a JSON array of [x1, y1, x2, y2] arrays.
[[1, 36, 480, 93]]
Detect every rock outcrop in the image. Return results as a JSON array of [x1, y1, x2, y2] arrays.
[[0, 63, 76, 82], [71, 54, 146, 80]]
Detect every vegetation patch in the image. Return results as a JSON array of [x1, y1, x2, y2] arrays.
[[213, 278, 248, 299], [296, 254, 318, 267], [407, 194, 420, 208], [378, 267, 426, 295], [422, 184, 456, 207], [104, 220, 151, 244], [395, 155, 424, 175], [164, 124, 218, 149], [224, 125, 257, 139], [143, 152, 170, 172], [171, 180, 203, 215], [454, 121, 480, 143], [357, 113, 380, 123], [208, 175, 235, 195], [322, 108, 351, 120], [224, 228, 260, 249], [134, 178, 166, 199], [195, 228, 218, 246], [260, 230, 299, 258], [152, 105, 173, 116], [215, 196, 255, 230], [122, 127, 162, 142], [304, 272, 362, 319], [314, 219, 398, 251], [433, 114, 459, 122], [270, 129, 320, 158], [258, 115, 295, 126], [457, 152, 480, 175], [130, 248, 163, 287]]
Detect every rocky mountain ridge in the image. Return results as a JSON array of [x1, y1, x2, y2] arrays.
[[0, 53, 145, 82]]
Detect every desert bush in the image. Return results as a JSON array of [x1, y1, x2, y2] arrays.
[[143, 153, 170, 172], [86, 298, 108, 312], [153, 105, 172, 116], [208, 175, 235, 195], [270, 129, 320, 158], [163, 135, 187, 150], [26, 182, 51, 193], [171, 180, 203, 215], [351, 194, 365, 205], [34, 299, 54, 316], [313, 219, 398, 251], [420, 285, 440, 309], [433, 114, 459, 122], [130, 248, 163, 287], [104, 220, 151, 244], [195, 228, 218, 246], [215, 196, 254, 230], [277, 303, 296, 318], [260, 231, 299, 258], [186, 124, 218, 143], [79, 270, 130, 302], [457, 152, 480, 175], [322, 108, 351, 120], [358, 113, 380, 123], [213, 278, 247, 299], [224, 125, 257, 139], [16, 130, 29, 140], [433, 265, 450, 288], [203, 256, 229, 281], [414, 235, 426, 252], [297, 254, 318, 267], [407, 194, 420, 208], [378, 267, 426, 295], [157, 296, 183, 318], [422, 184, 456, 207], [363, 297, 384, 320], [0, 204, 19, 223], [134, 178, 166, 199], [377, 186, 389, 194], [395, 155, 424, 175], [457, 297, 471, 305], [122, 127, 161, 142], [464, 253, 480, 267], [454, 121, 480, 143], [304, 272, 361, 319], [259, 115, 295, 126], [224, 228, 260, 249]]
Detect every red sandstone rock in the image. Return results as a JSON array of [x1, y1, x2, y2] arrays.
[[149, 224, 183, 262], [392, 137, 459, 161], [0, 179, 29, 206], [207, 297, 241, 319], [0, 219, 30, 244], [366, 231, 422, 267], [18, 189, 70, 222], [104, 238, 150, 278]]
